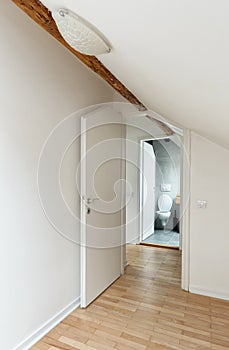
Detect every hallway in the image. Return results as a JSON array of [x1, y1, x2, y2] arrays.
[[33, 245, 229, 350]]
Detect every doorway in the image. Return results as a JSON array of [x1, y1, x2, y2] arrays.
[[80, 104, 190, 306], [125, 115, 190, 291], [140, 137, 182, 249]]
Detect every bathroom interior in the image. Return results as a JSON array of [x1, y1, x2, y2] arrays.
[[142, 137, 181, 248]]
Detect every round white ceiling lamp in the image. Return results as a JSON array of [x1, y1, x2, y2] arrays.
[[52, 8, 111, 56]]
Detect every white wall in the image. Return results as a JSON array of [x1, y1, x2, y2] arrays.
[[189, 132, 229, 300], [0, 3, 114, 350]]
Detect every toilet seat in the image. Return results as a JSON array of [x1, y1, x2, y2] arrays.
[[158, 194, 172, 212]]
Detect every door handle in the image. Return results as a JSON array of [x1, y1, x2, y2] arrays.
[[82, 197, 99, 205], [82, 197, 99, 215], [86, 197, 99, 204]]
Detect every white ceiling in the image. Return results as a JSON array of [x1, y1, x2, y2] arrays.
[[42, 0, 229, 148]]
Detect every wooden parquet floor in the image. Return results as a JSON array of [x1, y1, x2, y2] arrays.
[[32, 245, 229, 350]]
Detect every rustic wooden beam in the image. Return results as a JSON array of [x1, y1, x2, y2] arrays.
[[146, 115, 175, 136], [11, 0, 173, 136], [11, 0, 146, 109]]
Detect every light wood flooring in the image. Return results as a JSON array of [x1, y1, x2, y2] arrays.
[[32, 245, 229, 350]]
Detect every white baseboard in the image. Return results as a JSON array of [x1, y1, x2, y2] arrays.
[[189, 286, 229, 301], [126, 240, 138, 245], [13, 297, 80, 350]]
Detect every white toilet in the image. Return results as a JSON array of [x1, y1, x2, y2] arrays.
[[156, 194, 173, 228]]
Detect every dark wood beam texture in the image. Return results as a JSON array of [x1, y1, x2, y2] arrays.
[[11, 0, 173, 136]]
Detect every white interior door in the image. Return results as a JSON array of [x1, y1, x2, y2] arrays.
[[142, 141, 156, 241], [80, 106, 123, 308]]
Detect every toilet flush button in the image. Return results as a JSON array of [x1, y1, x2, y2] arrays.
[[197, 200, 207, 209]]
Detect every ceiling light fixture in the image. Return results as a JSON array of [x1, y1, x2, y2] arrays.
[[52, 9, 111, 56]]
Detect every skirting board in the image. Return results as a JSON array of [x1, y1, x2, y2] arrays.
[[13, 297, 80, 350], [189, 286, 229, 301]]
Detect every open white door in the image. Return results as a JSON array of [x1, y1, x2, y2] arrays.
[[141, 141, 156, 241], [80, 106, 123, 308]]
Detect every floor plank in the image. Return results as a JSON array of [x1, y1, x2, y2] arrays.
[[32, 245, 229, 350]]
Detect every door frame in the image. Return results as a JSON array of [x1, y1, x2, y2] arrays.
[[180, 129, 191, 291], [139, 136, 175, 243], [80, 106, 191, 302], [138, 131, 190, 292]]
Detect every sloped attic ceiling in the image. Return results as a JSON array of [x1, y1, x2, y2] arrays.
[[42, 1, 229, 148]]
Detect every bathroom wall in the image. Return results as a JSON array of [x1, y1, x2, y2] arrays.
[[0, 3, 115, 350], [152, 139, 181, 230], [189, 132, 229, 300]]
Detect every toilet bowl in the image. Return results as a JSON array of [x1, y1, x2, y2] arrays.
[[156, 194, 173, 228]]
